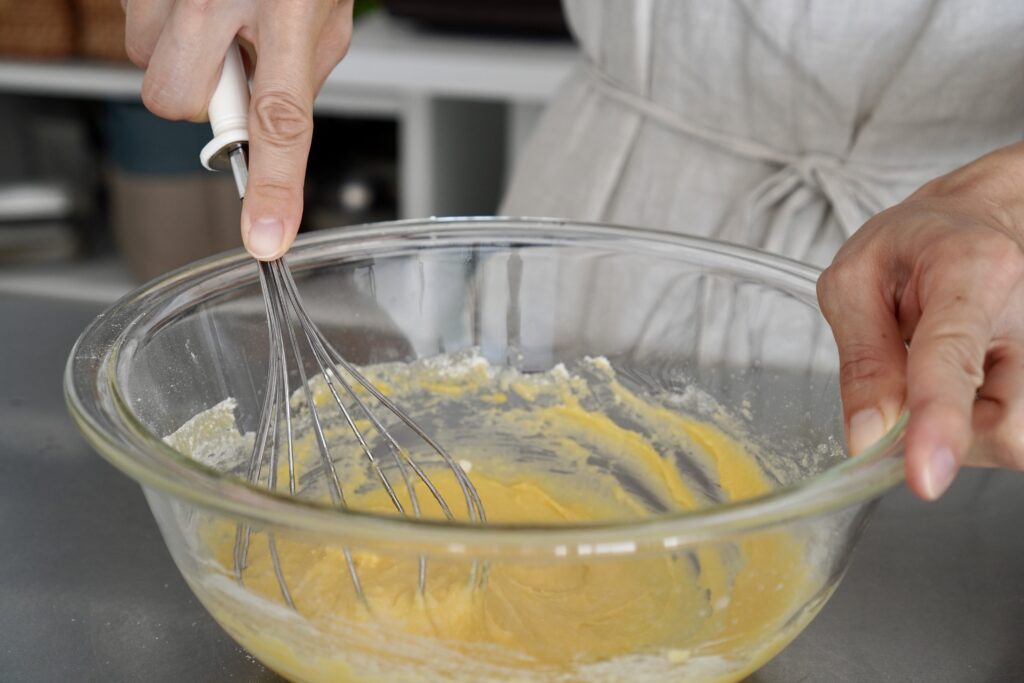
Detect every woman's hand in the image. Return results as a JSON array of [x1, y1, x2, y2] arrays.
[[818, 143, 1024, 500], [123, 0, 354, 260]]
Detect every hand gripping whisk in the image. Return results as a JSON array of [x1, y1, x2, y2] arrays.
[[200, 43, 486, 608]]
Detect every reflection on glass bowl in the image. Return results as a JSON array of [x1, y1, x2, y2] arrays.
[[66, 218, 905, 683]]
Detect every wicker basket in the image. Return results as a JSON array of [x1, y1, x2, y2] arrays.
[[0, 0, 76, 58], [75, 0, 128, 61]]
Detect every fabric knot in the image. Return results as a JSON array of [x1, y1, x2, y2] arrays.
[[790, 153, 841, 187], [727, 152, 891, 253], [586, 63, 935, 259]]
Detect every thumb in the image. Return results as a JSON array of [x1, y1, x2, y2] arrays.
[[818, 265, 907, 455], [240, 9, 319, 260]]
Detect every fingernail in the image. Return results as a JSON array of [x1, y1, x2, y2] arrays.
[[922, 446, 957, 500], [247, 218, 283, 259], [849, 408, 887, 455]]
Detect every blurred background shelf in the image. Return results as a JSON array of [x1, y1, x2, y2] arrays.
[[0, 9, 578, 299], [0, 12, 578, 218], [0, 13, 576, 104]]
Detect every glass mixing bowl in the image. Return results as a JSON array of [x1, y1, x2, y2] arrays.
[[66, 218, 905, 683]]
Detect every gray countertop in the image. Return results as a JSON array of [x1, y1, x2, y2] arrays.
[[1, 293, 1022, 682]]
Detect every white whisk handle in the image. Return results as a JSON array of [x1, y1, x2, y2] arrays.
[[200, 42, 251, 172]]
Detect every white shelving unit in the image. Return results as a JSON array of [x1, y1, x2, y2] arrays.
[[0, 12, 579, 218]]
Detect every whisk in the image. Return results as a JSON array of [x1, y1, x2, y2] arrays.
[[200, 44, 486, 607]]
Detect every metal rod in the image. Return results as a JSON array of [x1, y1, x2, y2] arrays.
[[219, 142, 485, 608]]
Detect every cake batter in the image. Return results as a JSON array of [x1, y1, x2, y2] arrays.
[[167, 354, 818, 683]]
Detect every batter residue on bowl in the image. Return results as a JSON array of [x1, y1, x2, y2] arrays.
[[166, 353, 821, 683]]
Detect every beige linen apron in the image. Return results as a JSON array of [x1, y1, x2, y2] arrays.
[[503, 0, 1024, 267], [493, 0, 1024, 373]]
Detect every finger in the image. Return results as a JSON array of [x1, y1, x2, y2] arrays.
[[818, 259, 907, 456], [903, 275, 1000, 500], [312, 3, 355, 91], [237, 38, 257, 77], [241, 3, 331, 260], [141, 1, 242, 122], [968, 339, 1024, 469], [123, 0, 173, 68]]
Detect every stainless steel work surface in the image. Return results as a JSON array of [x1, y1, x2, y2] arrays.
[[1, 293, 1021, 682]]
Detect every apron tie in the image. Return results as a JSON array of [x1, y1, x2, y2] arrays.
[[587, 64, 932, 257], [732, 152, 892, 253]]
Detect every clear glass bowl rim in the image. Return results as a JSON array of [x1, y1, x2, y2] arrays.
[[65, 217, 906, 555]]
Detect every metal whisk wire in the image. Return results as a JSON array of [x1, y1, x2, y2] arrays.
[[200, 48, 486, 608], [224, 146, 486, 609]]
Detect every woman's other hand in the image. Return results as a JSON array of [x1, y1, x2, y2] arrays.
[[123, 0, 354, 260], [818, 143, 1024, 500]]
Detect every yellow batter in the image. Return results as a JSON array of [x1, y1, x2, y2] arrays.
[[168, 354, 818, 683]]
